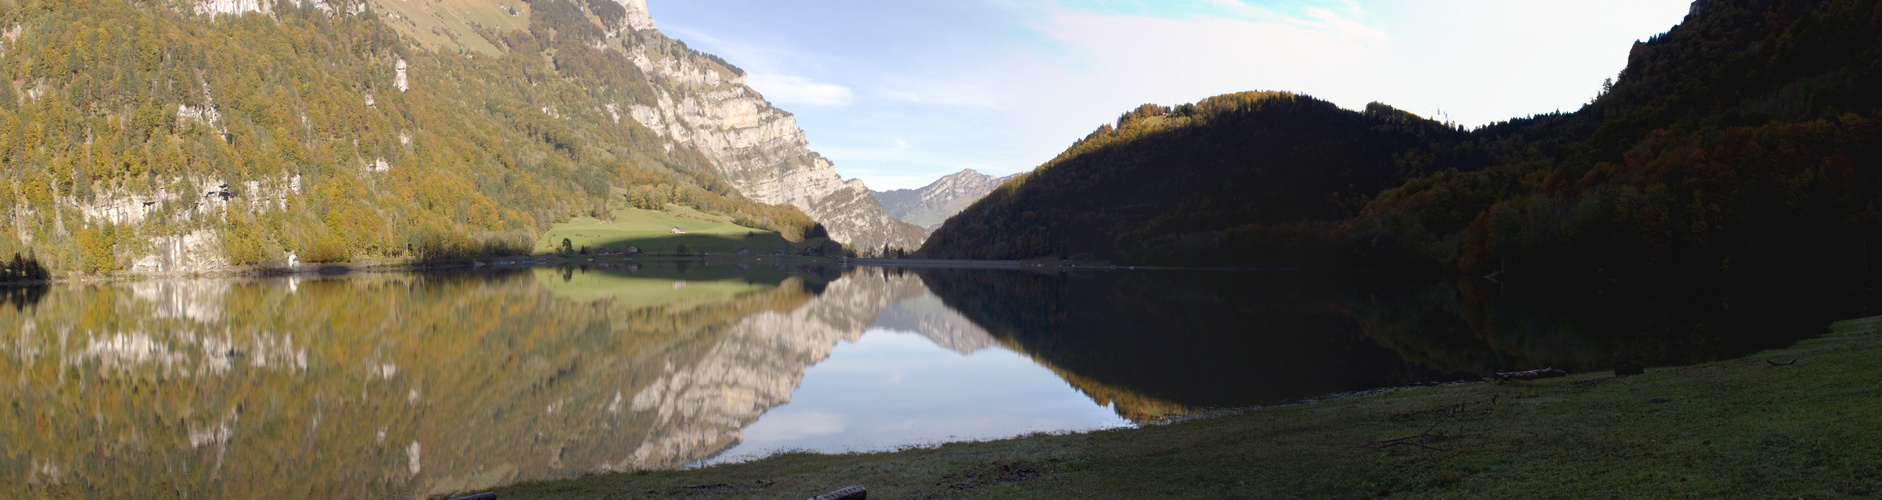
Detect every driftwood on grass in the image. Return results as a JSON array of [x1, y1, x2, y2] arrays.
[[1494, 367, 1568, 380], [644, 483, 730, 494], [807, 484, 867, 500], [1360, 434, 1455, 451]]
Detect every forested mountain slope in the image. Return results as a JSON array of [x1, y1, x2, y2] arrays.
[[925, 0, 1882, 290], [1352, 0, 1882, 287], [920, 93, 1466, 264], [0, 0, 918, 278]]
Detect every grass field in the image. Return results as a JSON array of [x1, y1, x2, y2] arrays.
[[484, 314, 1882, 499], [531, 208, 831, 257]]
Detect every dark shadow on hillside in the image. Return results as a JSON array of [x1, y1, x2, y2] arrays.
[[402, 239, 537, 267]]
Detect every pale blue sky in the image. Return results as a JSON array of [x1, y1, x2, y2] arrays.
[[648, 1, 1693, 190]]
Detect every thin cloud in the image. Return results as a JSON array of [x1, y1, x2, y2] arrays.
[[748, 74, 855, 106], [1301, 7, 1386, 44]]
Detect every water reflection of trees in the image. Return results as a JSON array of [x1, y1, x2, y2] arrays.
[[2, 252, 51, 310], [918, 269, 1457, 422], [0, 265, 898, 499], [919, 268, 1846, 421], [1, 283, 46, 311]]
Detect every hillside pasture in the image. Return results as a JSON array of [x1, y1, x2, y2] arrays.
[[533, 209, 830, 256]]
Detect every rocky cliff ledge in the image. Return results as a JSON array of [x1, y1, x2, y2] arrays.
[[614, 2, 926, 252]]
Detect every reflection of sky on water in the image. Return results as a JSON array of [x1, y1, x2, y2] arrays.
[[715, 328, 1131, 464]]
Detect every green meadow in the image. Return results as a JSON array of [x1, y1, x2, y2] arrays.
[[531, 208, 834, 256]]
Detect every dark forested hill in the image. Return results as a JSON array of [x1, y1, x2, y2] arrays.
[[920, 93, 1466, 265], [924, 0, 1882, 289], [1353, 0, 1882, 287]]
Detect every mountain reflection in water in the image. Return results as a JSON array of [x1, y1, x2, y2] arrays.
[[0, 264, 1849, 498], [917, 268, 1846, 420]]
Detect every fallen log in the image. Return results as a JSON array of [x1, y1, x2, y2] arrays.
[[1494, 367, 1568, 380], [808, 484, 867, 500], [645, 483, 729, 494]]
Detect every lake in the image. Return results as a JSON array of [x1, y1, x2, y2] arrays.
[[0, 261, 1857, 498]]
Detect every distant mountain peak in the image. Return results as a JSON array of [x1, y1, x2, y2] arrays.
[[873, 169, 1018, 232]]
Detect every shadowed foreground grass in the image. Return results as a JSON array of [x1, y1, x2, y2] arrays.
[[489, 315, 1882, 499]]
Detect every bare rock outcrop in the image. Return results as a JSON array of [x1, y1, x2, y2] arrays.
[[615, 7, 926, 252]]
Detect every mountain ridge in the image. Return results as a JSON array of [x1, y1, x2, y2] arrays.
[[871, 168, 1018, 233]]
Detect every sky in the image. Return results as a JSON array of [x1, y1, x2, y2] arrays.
[[647, 0, 1695, 191]]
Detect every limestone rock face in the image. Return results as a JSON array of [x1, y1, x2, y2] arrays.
[[193, 0, 270, 16], [394, 58, 407, 92], [61, 174, 300, 274], [618, 0, 655, 32], [131, 230, 232, 275], [617, 13, 926, 252]]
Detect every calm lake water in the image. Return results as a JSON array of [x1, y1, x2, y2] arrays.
[[0, 262, 1858, 498]]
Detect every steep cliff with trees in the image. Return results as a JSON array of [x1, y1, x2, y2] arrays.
[[0, 0, 916, 279], [925, 0, 1882, 290]]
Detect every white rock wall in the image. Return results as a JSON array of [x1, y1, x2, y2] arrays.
[[194, 0, 271, 16], [622, 28, 924, 251], [618, 0, 655, 32]]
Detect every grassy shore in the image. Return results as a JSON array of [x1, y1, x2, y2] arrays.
[[485, 314, 1882, 499]]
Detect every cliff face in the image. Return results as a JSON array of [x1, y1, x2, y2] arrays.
[[873, 169, 1019, 232], [607, 2, 927, 251]]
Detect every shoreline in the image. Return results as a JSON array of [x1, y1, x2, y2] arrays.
[[0, 256, 1277, 288], [0, 253, 869, 287]]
